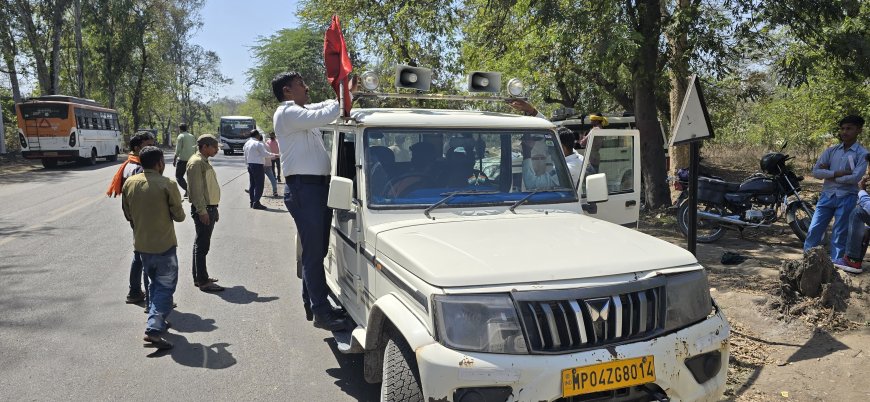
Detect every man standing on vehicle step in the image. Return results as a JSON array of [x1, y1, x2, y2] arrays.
[[805, 115, 868, 261], [271, 71, 354, 331], [173, 124, 196, 198]]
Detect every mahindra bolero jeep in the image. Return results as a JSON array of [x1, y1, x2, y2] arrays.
[[301, 69, 728, 402]]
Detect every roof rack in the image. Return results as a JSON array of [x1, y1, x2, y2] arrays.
[[353, 92, 526, 102], [23, 95, 103, 107]]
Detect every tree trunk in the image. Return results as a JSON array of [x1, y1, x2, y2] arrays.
[[666, 0, 692, 172], [48, 1, 68, 95], [14, 0, 51, 94], [633, 0, 670, 209], [74, 0, 84, 98]]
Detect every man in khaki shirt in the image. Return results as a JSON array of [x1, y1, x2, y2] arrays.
[[122, 146, 185, 349], [185, 134, 224, 292]]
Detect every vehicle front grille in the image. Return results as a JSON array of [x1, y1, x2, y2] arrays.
[[516, 285, 665, 354]]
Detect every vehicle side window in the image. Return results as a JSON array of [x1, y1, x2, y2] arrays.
[[321, 130, 334, 161], [581, 135, 635, 196], [337, 131, 357, 198]]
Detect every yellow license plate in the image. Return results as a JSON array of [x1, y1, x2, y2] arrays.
[[561, 356, 655, 397]]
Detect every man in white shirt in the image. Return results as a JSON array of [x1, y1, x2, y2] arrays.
[[558, 127, 584, 194], [271, 71, 354, 331], [243, 129, 278, 209], [389, 135, 411, 162]]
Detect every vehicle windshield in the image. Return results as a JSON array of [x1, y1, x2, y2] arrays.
[[20, 103, 69, 120], [219, 118, 255, 139], [364, 128, 576, 208]]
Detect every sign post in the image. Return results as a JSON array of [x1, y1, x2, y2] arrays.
[[670, 75, 715, 255]]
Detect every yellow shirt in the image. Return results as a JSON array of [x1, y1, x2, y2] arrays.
[[122, 170, 185, 254], [186, 151, 221, 214]]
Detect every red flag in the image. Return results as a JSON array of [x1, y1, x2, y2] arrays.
[[324, 15, 353, 116]]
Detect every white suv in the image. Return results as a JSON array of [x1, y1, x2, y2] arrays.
[[312, 106, 728, 402]]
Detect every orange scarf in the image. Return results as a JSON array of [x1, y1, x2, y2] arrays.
[[106, 154, 140, 197]]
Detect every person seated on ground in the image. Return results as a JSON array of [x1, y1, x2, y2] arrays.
[[833, 151, 870, 275], [521, 136, 560, 190]]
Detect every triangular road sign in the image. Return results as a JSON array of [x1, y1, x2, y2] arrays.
[[670, 75, 714, 146]]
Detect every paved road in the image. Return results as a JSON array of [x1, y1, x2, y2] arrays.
[[0, 153, 380, 401]]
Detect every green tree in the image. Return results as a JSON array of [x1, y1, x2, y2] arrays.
[[246, 27, 333, 109]]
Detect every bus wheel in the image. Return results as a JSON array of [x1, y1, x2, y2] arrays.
[[41, 159, 58, 169], [86, 148, 97, 165], [107, 146, 119, 162]]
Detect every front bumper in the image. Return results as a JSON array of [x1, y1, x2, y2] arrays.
[[417, 309, 729, 402], [21, 150, 80, 160]]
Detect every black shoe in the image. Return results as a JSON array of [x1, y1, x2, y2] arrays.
[[252, 203, 267, 210], [304, 303, 313, 322], [313, 311, 351, 331], [126, 291, 145, 304]]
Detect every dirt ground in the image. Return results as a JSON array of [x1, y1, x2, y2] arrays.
[[642, 149, 870, 401]]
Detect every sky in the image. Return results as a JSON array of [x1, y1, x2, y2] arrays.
[[191, 0, 303, 100]]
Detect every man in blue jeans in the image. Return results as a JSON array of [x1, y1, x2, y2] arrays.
[[271, 71, 354, 331], [122, 146, 186, 349], [804, 115, 868, 261]]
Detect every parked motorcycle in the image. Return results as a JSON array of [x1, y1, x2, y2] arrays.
[[675, 147, 815, 243]]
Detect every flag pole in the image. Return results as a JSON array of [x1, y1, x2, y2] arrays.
[[339, 79, 346, 118]]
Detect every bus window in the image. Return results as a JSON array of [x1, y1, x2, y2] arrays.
[[20, 103, 68, 119]]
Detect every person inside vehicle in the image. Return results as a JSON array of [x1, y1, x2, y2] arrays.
[[521, 136, 560, 190], [385, 141, 440, 197]]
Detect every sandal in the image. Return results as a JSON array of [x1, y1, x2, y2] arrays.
[[193, 278, 219, 287], [199, 282, 225, 292], [143, 335, 173, 350]]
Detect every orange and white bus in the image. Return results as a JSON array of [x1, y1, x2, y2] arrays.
[[16, 95, 123, 168]]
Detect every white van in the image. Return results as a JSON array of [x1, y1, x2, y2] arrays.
[[304, 71, 728, 402]]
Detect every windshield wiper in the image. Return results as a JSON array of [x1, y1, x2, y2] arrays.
[[424, 190, 500, 220], [508, 187, 573, 214]]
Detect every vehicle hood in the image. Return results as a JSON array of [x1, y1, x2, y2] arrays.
[[374, 214, 697, 287]]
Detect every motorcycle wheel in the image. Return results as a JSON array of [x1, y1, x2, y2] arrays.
[[677, 201, 727, 243], [787, 201, 815, 242]]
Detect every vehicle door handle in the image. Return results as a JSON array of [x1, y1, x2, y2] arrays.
[[625, 200, 637, 207]]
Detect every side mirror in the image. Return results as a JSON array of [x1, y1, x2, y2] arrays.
[[327, 177, 354, 210], [585, 173, 608, 203]]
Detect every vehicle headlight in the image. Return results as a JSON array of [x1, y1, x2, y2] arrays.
[[664, 270, 713, 332], [434, 294, 528, 354]]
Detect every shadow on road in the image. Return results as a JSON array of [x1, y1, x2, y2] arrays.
[[167, 310, 218, 333], [323, 338, 381, 401], [147, 332, 237, 369], [0, 159, 121, 185], [208, 285, 280, 305]]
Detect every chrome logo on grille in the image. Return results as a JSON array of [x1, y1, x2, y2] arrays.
[[585, 297, 611, 341]]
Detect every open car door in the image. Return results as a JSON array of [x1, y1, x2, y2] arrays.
[[579, 129, 641, 227]]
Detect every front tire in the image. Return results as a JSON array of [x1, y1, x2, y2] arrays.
[[41, 159, 58, 169], [677, 201, 727, 243], [380, 331, 423, 402], [787, 201, 814, 242]]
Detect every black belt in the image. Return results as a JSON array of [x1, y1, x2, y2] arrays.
[[285, 174, 330, 184]]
